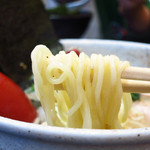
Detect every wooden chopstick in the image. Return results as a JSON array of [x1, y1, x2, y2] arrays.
[[121, 67, 150, 93], [121, 67, 150, 81], [121, 79, 150, 93], [54, 66, 150, 93]]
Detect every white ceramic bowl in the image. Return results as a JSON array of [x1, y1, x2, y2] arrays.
[[1, 39, 150, 150]]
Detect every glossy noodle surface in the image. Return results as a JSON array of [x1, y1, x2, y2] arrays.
[[31, 45, 132, 129]]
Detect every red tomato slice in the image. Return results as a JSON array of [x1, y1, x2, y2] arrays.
[[0, 73, 37, 122], [66, 48, 81, 56]]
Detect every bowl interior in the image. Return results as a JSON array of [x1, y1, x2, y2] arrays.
[[60, 39, 150, 67]]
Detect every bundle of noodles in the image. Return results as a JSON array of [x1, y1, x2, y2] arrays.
[[31, 45, 132, 129]]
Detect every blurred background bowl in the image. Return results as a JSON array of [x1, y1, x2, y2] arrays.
[[50, 10, 92, 38]]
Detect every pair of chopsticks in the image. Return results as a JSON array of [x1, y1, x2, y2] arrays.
[[121, 67, 150, 93], [54, 66, 150, 93]]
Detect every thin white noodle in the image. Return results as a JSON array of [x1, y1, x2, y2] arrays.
[[31, 45, 132, 129]]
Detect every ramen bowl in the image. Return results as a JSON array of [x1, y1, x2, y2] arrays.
[[1, 39, 150, 150]]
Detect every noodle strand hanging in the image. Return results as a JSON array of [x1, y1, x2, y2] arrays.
[[31, 45, 132, 129]]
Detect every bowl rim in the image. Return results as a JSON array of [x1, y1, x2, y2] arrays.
[[60, 38, 150, 48], [1, 39, 150, 145], [1, 116, 150, 145]]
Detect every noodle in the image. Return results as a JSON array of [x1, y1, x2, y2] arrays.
[[31, 45, 132, 129]]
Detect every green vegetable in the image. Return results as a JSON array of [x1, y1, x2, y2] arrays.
[[25, 83, 34, 93], [131, 93, 140, 101]]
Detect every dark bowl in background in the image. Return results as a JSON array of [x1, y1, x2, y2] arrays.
[[50, 11, 92, 38]]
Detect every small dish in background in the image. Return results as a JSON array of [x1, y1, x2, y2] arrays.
[[50, 10, 92, 38]]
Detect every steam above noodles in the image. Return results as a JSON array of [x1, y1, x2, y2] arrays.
[[31, 45, 132, 129]]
